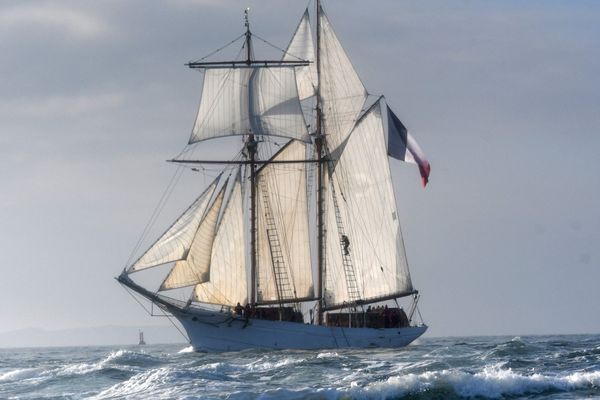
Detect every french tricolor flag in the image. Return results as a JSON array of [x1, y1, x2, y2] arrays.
[[386, 105, 431, 187]]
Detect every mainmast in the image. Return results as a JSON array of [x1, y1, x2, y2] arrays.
[[315, 0, 325, 325], [244, 8, 258, 305]]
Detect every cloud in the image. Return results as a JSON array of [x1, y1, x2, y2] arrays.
[[167, 0, 223, 6], [0, 92, 126, 118], [0, 3, 110, 39]]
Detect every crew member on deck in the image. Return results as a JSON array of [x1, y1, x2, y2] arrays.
[[235, 302, 243, 315]]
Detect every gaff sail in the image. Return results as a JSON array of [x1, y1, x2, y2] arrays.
[[323, 100, 414, 309], [256, 140, 314, 302]]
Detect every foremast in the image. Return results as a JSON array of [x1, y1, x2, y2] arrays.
[[243, 8, 258, 306], [184, 9, 316, 309]]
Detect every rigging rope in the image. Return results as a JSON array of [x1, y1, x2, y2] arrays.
[[190, 33, 245, 63], [125, 165, 185, 268], [155, 304, 191, 344], [121, 284, 191, 344], [252, 33, 304, 61]]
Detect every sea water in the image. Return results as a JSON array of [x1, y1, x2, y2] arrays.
[[1, 335, 599, 399]]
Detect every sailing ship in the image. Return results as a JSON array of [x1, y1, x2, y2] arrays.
[[117, 1, 431, 351]]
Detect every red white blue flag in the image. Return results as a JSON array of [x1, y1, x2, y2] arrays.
[[386, 105, 431, 187]]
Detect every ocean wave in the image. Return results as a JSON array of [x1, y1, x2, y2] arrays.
[[354, 365, 600, 399], [50, 349, 162, 378], [316, 351, 340, 359], [103, 348, 162, 367], [480, 337, 543, 361], [89, 367, 175, 399], [3, 338, 599, 399], [195, 361, 246, 378], [232, 365, 600, 400], [0, 367, 41, 382], [246, 356, 306, 372], [553, 345, 600, 361]]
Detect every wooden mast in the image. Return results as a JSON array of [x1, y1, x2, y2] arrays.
[[315, 0, 325, 325], [244, 8, 258, 306]]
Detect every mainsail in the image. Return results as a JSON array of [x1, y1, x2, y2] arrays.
[[190, 67, 311, 143], [323, 100, 413, 309], [256, 140, 314, 302]]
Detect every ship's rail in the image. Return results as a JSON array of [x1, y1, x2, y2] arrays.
[[326, 307, 410, 329]]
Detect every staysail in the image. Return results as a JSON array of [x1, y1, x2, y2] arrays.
[[127, 176, 221, 273], [256, 140, 314, 303], [323, 100, 413, 309], [193, 172, 247, 306], [189, 67, 310, 143], [158, 179, 228, 291]]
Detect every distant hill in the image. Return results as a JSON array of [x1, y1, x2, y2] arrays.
[[0, 325, 185, 348]]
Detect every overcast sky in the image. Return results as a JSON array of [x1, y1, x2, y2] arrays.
[[1, 0, 599, 341]]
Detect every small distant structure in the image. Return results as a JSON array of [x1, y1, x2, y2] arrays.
[[138, 330, 146, 345]]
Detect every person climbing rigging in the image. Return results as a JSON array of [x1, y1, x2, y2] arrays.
[[341, 234, 350, 255]]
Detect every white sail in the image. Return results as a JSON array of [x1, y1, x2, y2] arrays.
[[193, 174, 247, 306], [159, 181, 227, 291], [189, 67, 310, 143], [128, 177, 220, 273], [283, 9, 317, 101], [318, 6, 368, 153], [256, 141, 314, 302], [323, 100, 413, 308]]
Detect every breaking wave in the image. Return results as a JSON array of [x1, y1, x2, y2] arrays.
[[0, 368, 41, 382], [351, 367, 600, 399], [1, 336, 599, 399]]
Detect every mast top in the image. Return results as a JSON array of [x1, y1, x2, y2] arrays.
[[186, 6, 310, 69], [244, 7, 252, 64]]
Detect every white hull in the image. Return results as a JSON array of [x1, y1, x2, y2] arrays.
[[176, 308, 427, 351]]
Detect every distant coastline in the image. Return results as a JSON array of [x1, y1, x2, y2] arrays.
[[0, 325, 185, 348]]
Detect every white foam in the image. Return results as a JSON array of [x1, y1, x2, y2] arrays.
[[53, 349, 144, 377], [56, 362, 103, 376], [316, 351, 340, 359], [177, 346, 194, 354], [196, 361, 243, 376], [0, 368, 40, 382], [104, 349, 129, 362], [353, 365, 600, 399], [246, 356, 304, 372], [90, 368, 174, 399]]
